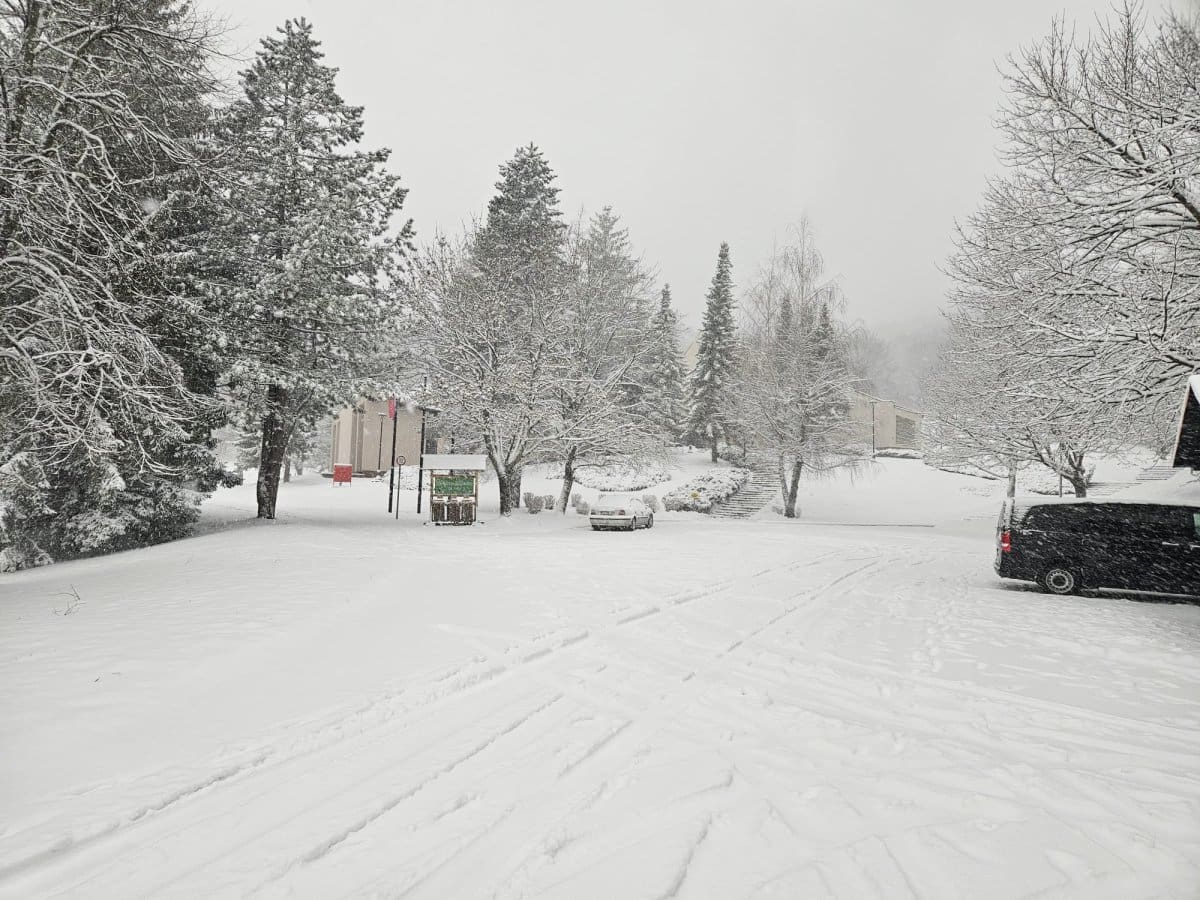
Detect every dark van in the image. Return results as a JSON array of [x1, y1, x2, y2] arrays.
[[995, 500, 1200, 597]]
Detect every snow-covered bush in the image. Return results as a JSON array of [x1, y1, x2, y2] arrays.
[[575, 462, 671, 492], [0, 449, 225, 571], [662, 468, 751, 513], [543, 494, 556, 511], [874, 447, 923, 460], [570, 491, 583, 510], [523, 492, 544, 514], [642, 494, 659, 512], [575, 500, 590, 515]]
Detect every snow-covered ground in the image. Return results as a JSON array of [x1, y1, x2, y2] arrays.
[[2, 458, 1198, 898]]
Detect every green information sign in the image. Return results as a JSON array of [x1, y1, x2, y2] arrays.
[[432, 474, 475, 497]]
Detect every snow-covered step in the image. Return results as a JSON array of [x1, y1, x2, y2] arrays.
[[710, 471, 779, 519], [1136, 464, 1177, 482], [1085, 482, 1132, 497]]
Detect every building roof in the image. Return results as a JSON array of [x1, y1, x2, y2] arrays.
[[423, 453, 486, 471], [1171, 374, 1200, 468]]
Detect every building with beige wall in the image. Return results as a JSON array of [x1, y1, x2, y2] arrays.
[[330, 400, 438, 476], [847, 390, 922, 453]]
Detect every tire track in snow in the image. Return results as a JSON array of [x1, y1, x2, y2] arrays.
[[1, 551, 843, 896]]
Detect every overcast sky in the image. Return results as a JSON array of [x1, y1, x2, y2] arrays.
[[207, 0, 1171, 336]]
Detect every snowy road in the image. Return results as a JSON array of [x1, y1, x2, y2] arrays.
[[2, 476, 1199, 898]]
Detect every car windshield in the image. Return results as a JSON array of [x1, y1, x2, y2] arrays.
[[595, 493, 634, 505]]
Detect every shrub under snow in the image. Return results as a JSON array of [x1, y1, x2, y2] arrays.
[[662, 468, 751, 513], [575, 462, 671, 492]]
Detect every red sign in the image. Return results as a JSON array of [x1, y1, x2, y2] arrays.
[[333, 464, 352, 484], [388, 397, 396, 419]]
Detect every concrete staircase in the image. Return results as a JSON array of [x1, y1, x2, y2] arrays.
[[710, 467, 779, 519], [1083, 482, 1129, 497], [1136, 464, 1176, 482], [1061, 463, 1174, 498]]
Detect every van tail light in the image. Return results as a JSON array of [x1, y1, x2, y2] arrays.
[[1000, 529, 1012, 553]]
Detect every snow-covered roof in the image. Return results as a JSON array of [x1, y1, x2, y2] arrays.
[[1114, 468, 1200, 506], [422, 454, 486, 471]]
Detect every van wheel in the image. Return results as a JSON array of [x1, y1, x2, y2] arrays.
[[646, 514, 654, 529], [1040, 565, 1081, 595]]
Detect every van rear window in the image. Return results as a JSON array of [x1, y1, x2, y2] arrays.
[[1021, 504, 1199, 538], [1020, 505, 1104, 533]]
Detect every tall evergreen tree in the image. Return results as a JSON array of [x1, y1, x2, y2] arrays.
[[418, 145, 568, 515], [774, 296, 797, 367], [688, 243, 737, 462], [644, 285, 689, 442], [0, 0, 229, 569], [219, 19, 412, 519]]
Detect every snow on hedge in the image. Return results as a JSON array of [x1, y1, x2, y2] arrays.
[[574, 462, 671, 492], [662, 467, 751, 512]]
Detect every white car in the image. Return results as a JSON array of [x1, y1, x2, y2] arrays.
[[589, 493, 654, 531]]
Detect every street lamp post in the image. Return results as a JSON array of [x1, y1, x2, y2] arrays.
[[387, 400, 399, 513], [870, 400, 877, 457], [376, 412, 386, 474], [415, 406, 441, 515], [416, 408, 428, 514]]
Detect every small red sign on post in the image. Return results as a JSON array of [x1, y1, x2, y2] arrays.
[[388, 397, 396, 419], [333, 464, 352, 485]]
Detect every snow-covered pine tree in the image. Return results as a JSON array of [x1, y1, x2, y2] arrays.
[[0, 0, 231, 569], [419, 145, 569, 515], [773, 296, 797, 366], [688, 243, 737, 462], [644, 285, 689, 442], [219, 19, 413, 519]]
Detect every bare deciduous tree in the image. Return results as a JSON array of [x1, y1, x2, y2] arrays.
[[731, 223, 857, 518]]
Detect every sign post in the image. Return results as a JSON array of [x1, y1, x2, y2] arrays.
[[422, 454, 486, 525], [394, 454, 405, 520]]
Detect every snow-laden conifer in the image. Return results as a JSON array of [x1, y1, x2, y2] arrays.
[[644, 285, 689, 442], [688, 243, 737, 461], [219, 19, 413, 519]]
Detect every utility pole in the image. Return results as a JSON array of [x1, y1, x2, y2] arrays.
[[870, 400, 877, 457], [416, 407, 428, 514], [387, 399, 399, 513], [376, 412, 386, 473]]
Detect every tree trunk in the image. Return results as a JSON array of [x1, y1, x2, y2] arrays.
[[494, 460, 524, 516], [1006, 459, 1017, 499], [497, 470, 514, 515], [282, 455, 292, 483], [710, 430, 719, 463], [256, 384, 290, 519], [558, 445, 577, 513], [1066, 449, 1088, 497], [782, 458, 804, 518]]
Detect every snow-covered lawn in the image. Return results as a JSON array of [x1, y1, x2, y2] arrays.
[[1, 460, 1198, 898]]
